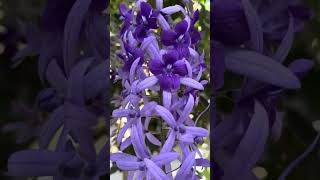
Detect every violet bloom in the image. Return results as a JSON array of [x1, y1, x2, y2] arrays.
[[160, 20, 191, 58], [134, 2, 160, 41], [149, 51, 188, 91]]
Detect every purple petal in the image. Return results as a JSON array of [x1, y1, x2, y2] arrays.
[[149, 58, 164, 75], [163, 51, 179, 65], [141, 102, 157, 116], [63, 0, 92, 73], [116, 121, 132, 146], [173, 60, 188, 76], [175, 20, 188, 36], [185, 126, 209, 137], [116, 161, 141, 171], [160, 30, 177, 46], [179, 133, 195, 144], [134, 25, 148, 41], [131, 125, 150, 159], [160, 130, 176, 153], [162, 91, 172, 109], [84, 61, 108, 99], [146, 132, 162, 146], [39, 107, 64, 149], [158, 74, 180, 91], [67, 58, 93, 105], [242, 0, 263, 53], [137, 76, 159, 92], [130, 58, 141, 83], [178, 94, 194, 123], [151, 152, 179, 166], [140, 2, 152, 17], [120, 137, 132, 151], [180, 77, 204, 90], [144, 158, 169, 180], [223, 101, 269, 179], [225, 50, 301, 89], [273, 16, 294, 63], [7, 150, 72, 176], [176, 151, 196, 178], [46, 60, 67, 94], [161, 5, 185, 15], [289, 59, 314, 79], [195, 158, 210, 167], [119, 3, 128, 17], [155, 105, 176, 128], [158, 14, 170, 30], [110, 152, 138, 162], [112, 109, 132, 118]]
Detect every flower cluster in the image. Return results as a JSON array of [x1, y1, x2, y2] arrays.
[[212, 0, 314, 179], [110, 0, 209, 179], [6, 0, 109, 179]]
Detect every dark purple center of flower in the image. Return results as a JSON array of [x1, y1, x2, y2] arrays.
[[165, 64, 173, 74]]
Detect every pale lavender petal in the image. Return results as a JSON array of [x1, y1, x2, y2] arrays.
[[151, 152, 179, 166], [180, 77, 204, 90], [110, 152, 138, 162], [160, 130, 176, 153], [130, 58, 141, 83], [178, 94, 194, 123], [155, 105, 176, 127], [141, 102, 157, 116], [158, 14, 170, 30], [179, 133, 194, 144], [112, 109, 132, 118], [136, 171, 146, 180], [117, 121, 132, 146], [144, 117, 151, 130], [146, 132, 162, 146], [131, 125, 150, 159], [175, 151, 196, 179], [116, 161, 141, 171], [162, 91, 172, 109], [156, 0, 163, 9], [137, 76, 159, 92], [185, 59, 193, 78], [144, 158, 169, 180], [127, 171, 135, 180], [120, 137, 132, 151], [185, 126, 209, 137], [161, 5, 186, 16]]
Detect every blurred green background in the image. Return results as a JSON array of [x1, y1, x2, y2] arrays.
[[0, 0, 319, 179]]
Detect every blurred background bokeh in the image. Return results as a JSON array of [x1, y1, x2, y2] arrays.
[[0, 0, 319, 179]]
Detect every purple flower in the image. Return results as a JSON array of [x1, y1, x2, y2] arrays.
[[160, 20, 191, 58], [134, 2, 160, 41], [149, 51, 188, 91]]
